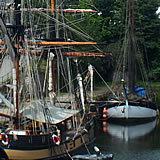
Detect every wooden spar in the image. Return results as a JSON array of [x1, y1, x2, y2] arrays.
[[52, 58, 55, 92], [18, 49, 42, 55], [64, 54, 104, 57], [28, 41, 97, 46], [0, 48, 112, 57], [13, 0, 21, 129], [51, 0, 54, 15], [132, 0, 134, 31], [61, 9, 97, 13], [14, 56, 19, 123], [0, 48, 42, 55], [0, 41, 97, 46], [129, 0, 131, 25], [89, 65, 94, 101], [62, 52, 112, 57], [0, 113, 16, 119], [7, 8, 97, 13], [128, 0, 135, 92]]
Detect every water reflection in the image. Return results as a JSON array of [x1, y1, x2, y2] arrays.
[[105, 120, 157, 142], [92, 118, 160, 160]]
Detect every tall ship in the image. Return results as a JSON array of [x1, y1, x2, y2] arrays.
[[0, 0, 107, 159]]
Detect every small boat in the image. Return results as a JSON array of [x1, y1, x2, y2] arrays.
[[72, 146, 113, 160], [72, 154, 113, 160]]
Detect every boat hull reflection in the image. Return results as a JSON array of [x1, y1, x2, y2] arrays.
[[104, 119, 157, 142]]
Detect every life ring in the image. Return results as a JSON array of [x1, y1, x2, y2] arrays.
[[1, 133, 8, 146], [52, 134, 60, 145]]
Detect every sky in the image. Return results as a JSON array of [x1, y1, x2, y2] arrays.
[[156, 7, 160, 14]]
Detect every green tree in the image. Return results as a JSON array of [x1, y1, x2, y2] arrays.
[[93, 0, 160, 80], [133, 0, 160, 80]]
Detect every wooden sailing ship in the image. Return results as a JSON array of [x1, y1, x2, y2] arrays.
[[0, 0, 108, 159], [101, 0, 158, 121]]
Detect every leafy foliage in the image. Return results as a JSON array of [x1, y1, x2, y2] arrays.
[[89, 0, 160, 81], [30, 0, 160, 81]]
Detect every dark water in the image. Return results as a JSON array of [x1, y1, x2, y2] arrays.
[[89, 118, 160, 160]]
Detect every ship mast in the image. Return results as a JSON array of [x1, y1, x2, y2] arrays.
[[13, 0, 22, 129], [51, 0, 55, 14], [0, 0, 22, 126], [128, 0, 135, 93]]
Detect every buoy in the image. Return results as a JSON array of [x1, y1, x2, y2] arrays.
[[1, 133, 8, 145], [26, 99, 30, 102], [0, 134, 2, 140], [94, 146, 102, 156], [52, 134, 61, 145], [103, 114, 107, 118], [103, 108, 108, 114], [103, 107, 108, 119]]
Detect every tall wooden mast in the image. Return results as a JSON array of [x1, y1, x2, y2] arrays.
[[128, 0, 136, 93], [0, 0, 22, 126], [51, 0, 55, 14], [51, 0, 55, 94], [13, 0, 22, 128]]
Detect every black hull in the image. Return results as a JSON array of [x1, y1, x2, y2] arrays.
[[0, 120, 94, 160]]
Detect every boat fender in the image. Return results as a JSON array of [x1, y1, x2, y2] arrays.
[[52, 134, 61, 145], [83, 128, 88, 133], [1, 133, 8, 146], [103, 108, 108, 119], [0, 134, 2, 140], [94, 146, 102, 156]]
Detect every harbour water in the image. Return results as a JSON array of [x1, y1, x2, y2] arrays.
[[89, 118, 160, 160]]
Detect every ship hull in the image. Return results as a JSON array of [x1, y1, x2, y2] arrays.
[[0, 120, 94, 160], [3, 133, 87, 159], [107, 104, 157, 120]]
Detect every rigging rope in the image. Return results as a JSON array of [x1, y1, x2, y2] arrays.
[[94, 67, 119, 100]]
